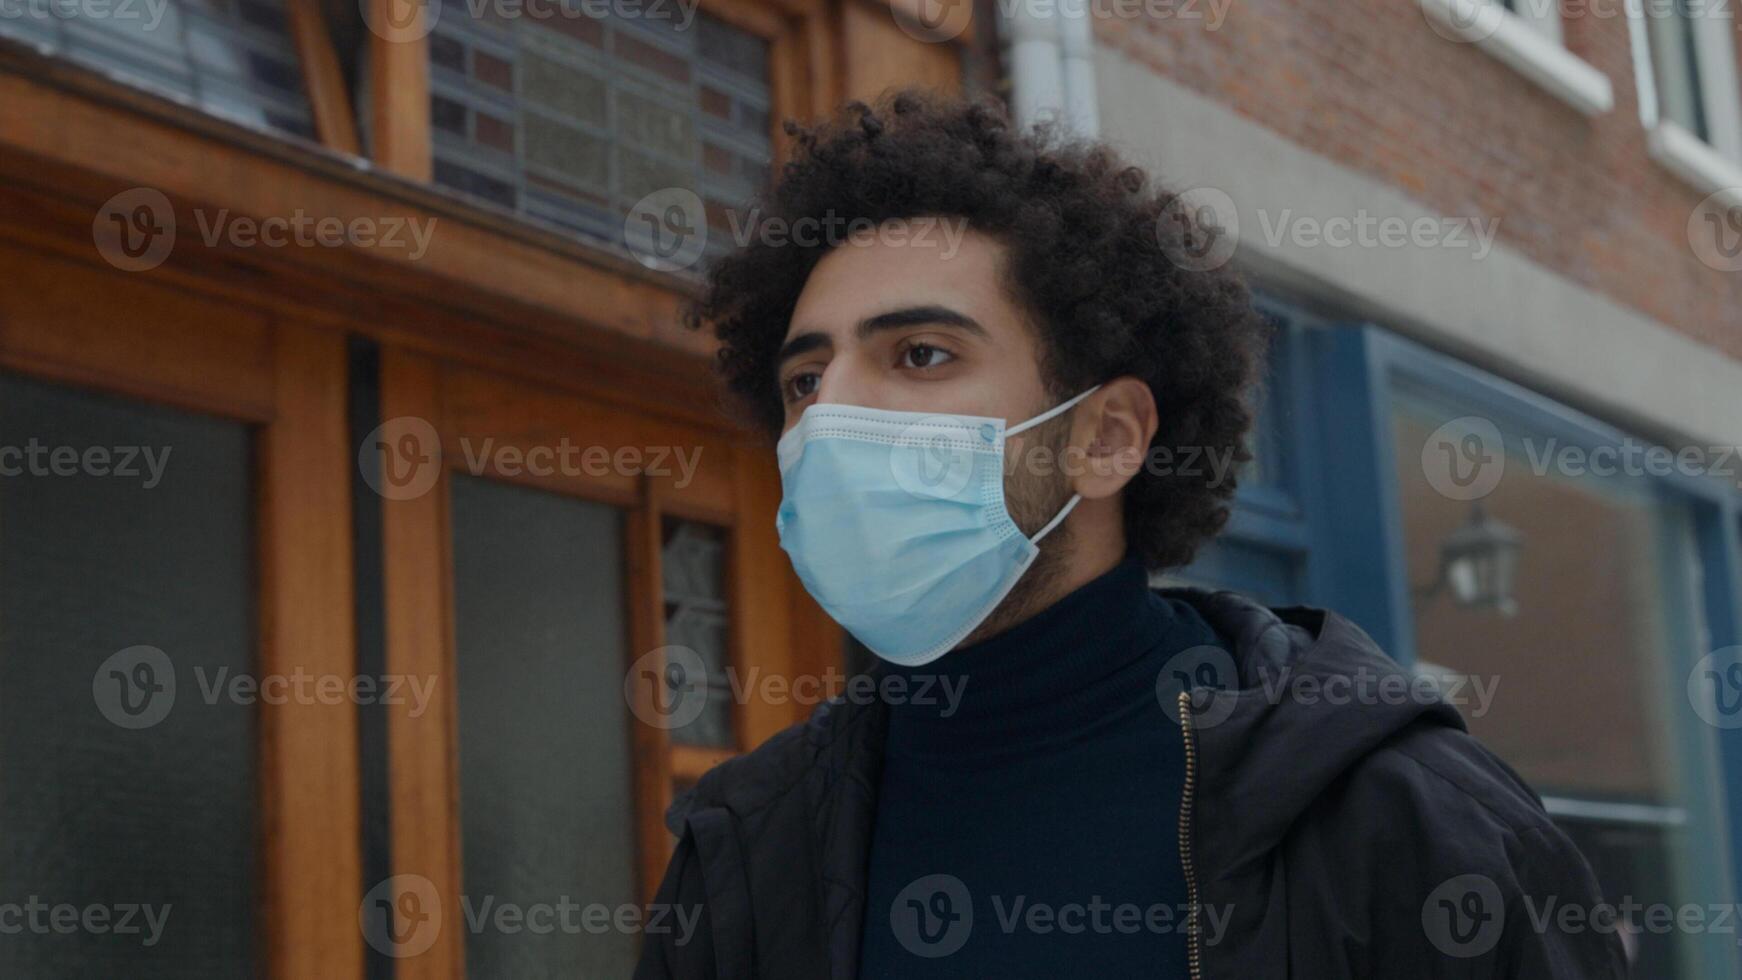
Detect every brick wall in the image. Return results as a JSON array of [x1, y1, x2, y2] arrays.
[[1097, 0, 1742, 356]]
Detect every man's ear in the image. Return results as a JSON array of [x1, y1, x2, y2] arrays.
[[1068, 376, 1158, 501]]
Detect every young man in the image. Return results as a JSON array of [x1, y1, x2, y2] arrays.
[[635, 93, 1626, 979]]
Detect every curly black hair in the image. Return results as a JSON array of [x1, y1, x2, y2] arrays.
[[688, 90, 1270, 572]]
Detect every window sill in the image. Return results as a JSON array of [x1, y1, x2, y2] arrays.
[[1419, 0, 1614, 117], [1648, 120, 1742, 207]]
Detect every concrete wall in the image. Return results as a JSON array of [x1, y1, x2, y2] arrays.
[[1096, 43, 1742, 448]]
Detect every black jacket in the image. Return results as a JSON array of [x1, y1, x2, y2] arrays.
[[635, 589, 1629, 979]]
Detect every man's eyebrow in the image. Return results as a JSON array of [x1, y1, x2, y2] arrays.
[[777, 331, 831, 366], [858, 305, 986, 338], [777, 306, 986, 367]]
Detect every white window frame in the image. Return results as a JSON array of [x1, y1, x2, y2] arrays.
[[1505, 0, 1565, 44], [1419, 0, 1615, 116], [1627, 0, 1742, 200]]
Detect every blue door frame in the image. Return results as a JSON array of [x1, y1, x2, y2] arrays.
[[1195, 301, 1742, 963]]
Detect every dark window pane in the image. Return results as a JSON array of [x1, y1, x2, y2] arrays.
[[740, 104, 770, 137], [433, 158, 518, 209], [0, 374, 257, 979], [662, 520, 734, 748], [450, 476, 638, 978], [431, 33, 466, 72], [432, 94, 469, 135], [698, 12, 769, 80]]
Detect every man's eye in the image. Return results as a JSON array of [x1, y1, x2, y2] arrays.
[[902, 343, 953, 369], [784, 372, 820, 402]]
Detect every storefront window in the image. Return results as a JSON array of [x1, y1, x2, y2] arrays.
[[0, 373, 258, 978], [449, 475, 639, 978], [1390, 379, 1725, 978]]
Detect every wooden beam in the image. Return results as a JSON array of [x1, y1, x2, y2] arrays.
[[0, 72, 685, 351], [0, 240, 278, 422], [626, 488, 678, 901], [731, 447, 800, 746], [380, 349, 464, 979], [258, 323, 365, 980], [367, 0, 432, 180], [288, 0, 362, 155]]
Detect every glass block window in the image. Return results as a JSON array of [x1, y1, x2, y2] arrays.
[[0, 0, 315, 139], [661, 519, 735, 748], [428, 9, 772, 258]]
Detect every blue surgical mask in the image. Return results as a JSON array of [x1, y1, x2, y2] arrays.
[[775, 386, 1101, 666]]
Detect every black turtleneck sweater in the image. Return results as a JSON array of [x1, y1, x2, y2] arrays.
[[857, 558, 1221, 979]]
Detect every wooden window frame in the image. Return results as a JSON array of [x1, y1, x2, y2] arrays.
[[0, 241, 365, 980], [378, 347, 805, 978]]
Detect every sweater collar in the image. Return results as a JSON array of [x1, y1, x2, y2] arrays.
[[874, 557, 1210, 758]]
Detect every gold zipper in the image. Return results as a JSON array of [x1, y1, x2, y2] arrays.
[[1178, 690, 1204, 980]]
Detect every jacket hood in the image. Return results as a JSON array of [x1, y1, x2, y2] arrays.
[[1169, 588, 1467, 876]]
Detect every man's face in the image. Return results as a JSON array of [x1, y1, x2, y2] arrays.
[[776, 226, 1080, 628], [777, 228, 1054, 436]]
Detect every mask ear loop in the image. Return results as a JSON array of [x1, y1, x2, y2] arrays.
[[1006, 384, 1103, 437], [1006, 384, 1102, 544], [1031, 494, 1080, 543]]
